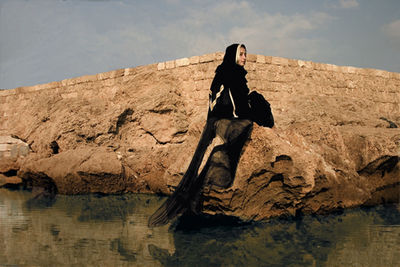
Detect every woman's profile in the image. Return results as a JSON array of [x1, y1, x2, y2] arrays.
[[148, 43, 273, 227]]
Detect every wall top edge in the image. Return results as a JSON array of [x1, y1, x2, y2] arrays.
[[1, 53, 399, 95]]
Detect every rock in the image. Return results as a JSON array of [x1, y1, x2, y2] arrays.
[[0, 173, 22, 188], [201, 124, 399, 220], [0, 53, 399, 221], [18, 147, 128, 194]]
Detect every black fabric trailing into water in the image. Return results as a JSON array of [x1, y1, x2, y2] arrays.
[[148, 43, 273, 227], [148, 116, 254, 227], [148, 115, 217, 227]]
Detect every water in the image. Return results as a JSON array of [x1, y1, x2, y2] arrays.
[[0, 188, 399, 267]]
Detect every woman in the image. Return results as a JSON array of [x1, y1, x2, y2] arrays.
[[209, 43, 251, 119], [203, 43, 253, 189], [148, 44, 261, 227]]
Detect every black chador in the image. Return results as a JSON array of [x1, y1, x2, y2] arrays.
[[148, 44, 274, 227]]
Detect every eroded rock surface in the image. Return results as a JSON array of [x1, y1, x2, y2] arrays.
[[0, 53, 399, 221]]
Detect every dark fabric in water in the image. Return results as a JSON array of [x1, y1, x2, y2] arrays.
[[148, 117, 253, 227], [190, 119, 253, 213], [148, 116, 217, 227]]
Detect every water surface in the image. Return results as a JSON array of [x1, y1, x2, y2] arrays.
[[0, 188, 399, 267]]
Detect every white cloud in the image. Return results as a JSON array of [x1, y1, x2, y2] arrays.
[[339, 0, 359, 9], [383, 19, 400, 38], [0, 0, 351, 88], [5, 0, 333, 75], [154, 1, 333, 60], [382, 19, 400, 47], [326, 0, 359, 9]]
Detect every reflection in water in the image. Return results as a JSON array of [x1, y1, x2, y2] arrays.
[[149, 208, 400, 267], [0, 188, 399, 267], [0, 189, 172, 267]]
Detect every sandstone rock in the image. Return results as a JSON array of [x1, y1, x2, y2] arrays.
[[201, 124, 399, 220], [0, 173, 22, 188], [0, 52, 399, 222], [18, 147, 127, 194]]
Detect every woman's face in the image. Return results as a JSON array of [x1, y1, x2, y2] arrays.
[[237, 46, 247, 66]]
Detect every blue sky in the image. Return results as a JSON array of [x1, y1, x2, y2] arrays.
[[1, 0, 399, 89]]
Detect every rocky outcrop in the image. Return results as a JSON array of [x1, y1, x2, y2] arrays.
[[0, 53, 399, 222], [202, 125, 399, 220]]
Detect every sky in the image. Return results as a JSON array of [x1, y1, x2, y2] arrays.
[[1, 0, 399, 89]]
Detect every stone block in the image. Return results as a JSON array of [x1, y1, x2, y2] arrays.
[[15, 87, 27, 94], [374, 70, 390, 78], [124, 68, 132, 76], [271, 56, 289, 66], [297, 60, 306, 68], [256, 55, 266, 64], [339, 66, 356, 74], [288, 59, 297, 67], [103, 69, 123, 80], [0, 90, 15, 97], [199, 53, 214, 63], [326, 64, 340, 72], [189, 56, 200, 65], [313, 62, 326, 71], [346, 66, 357, 74], [97, 69, 122, 80], [61, 78, 74, 86], [338, 66, 348, 73], [157, 62, 166, 71], [97, 72, 109, 80], [264, 56, 272, 64], [166, 60, 175, 69], [32, 85, 44, 91], [247, 54, 257, 62], [354, 68, 369, 76], [297, 60, 312, 69], [114, 69, 126, 78], [41, 81, 61, 90], [176, 58, 190, 67]]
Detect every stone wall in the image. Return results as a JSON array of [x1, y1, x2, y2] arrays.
[[1, 52, 399, 124], [0, 52, 400, 134]]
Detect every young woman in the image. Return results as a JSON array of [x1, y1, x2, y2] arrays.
[[148, 44, 271, 227], [202, 43, 253, 189]]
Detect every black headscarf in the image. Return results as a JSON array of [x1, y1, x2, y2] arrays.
[[216, 43, 247, 78], [210, 43, 250, 119]]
